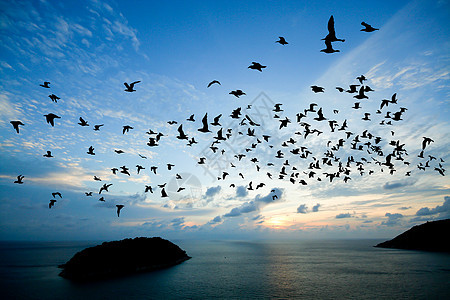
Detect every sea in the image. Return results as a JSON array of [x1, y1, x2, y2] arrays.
[[1, 239, 449, 299]]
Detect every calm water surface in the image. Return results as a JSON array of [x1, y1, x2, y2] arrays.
[[1, 239, 449, 299]]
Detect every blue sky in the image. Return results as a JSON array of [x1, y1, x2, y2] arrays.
[[0, 0, 449, 241]]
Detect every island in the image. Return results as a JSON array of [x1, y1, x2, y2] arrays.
[[375, 219, 450, 252], [58, 237, 191, 281]]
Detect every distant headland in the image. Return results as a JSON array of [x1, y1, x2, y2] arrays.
[[59, 237, 191, 281], [375, 219, 450, 252]]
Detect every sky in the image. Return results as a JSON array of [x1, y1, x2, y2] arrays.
[[0, 0, 449, 241]]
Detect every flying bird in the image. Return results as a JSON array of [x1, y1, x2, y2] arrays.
[[10, 121, 24, 133], [14, 175, 24, 184], [276, 36, 288, 45], [123, 125, 133, 134], [78, 117, 89, 126], [49, 199, 57, 209], [229, 90, 246, 98], [311, 85, 325, 93], [116, 205, 124, 217], [44, 113, 60, 126], [43, 151, 53, 158], [248, 62, 266, 72], [93, 124, 104, 131], [99, 183, 112, 194], [48, 94, 60, 103], [198, 113, 211, 133], [40, 81, 50, 88], [177, 125, 188, 140], [360, 22, 379, 32], [52, 192, 62, 198], [207, 80, 221, 87], [187, 114, 195, 121], [124, 81, 140, 92], [87, 146, 95, 155]]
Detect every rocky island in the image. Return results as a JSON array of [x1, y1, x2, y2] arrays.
[[375, 219, 450, 252], [59, 237, 191, 281]]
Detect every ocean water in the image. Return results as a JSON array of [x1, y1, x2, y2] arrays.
[[1, 239, 449, 299]]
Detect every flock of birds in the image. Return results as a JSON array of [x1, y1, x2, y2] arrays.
[[9, 16, 445, 218]]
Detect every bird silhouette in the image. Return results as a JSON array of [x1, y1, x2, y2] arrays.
[[85, 192, 93, 196], [93, 124, 104, 131], [116, 205, 124, 217], [124, 81, 140, 92], [136, 165, 145, 174], [10, 121, 24, 133], [311, 85, 325, 93], [44, 113, 60, 126], [229, 90, 246, 98], [276, 36, 288, 45], [353, 86, 368, 99], [87, 146, 95, 155], [14, 175, 24, 184], [43, 151, 53, 158], [115, 149, 125, 154], [145, 185, 153, 193], [122, 125, 133, 134], [52, 192, 62, 198], [78, 117, 89, 126], [210, 114, 222, 126], [93, 176, 101, 181], [177, 124, 188, 140], [207, 80, 221, 87], [187, 114, 195, 121], [40, 81, 50, 88], [49, 199, 57, 209], [161, 188, 168, 197], [422, 137, 434, 150], [198, 113, 211, 133], [48, 94, 60, 103], [361, 22, 378, 32], [99, 183, 112, 194], [248, 62, 266, 72]]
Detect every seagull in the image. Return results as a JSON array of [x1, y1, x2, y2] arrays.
[[48, 94, 60, 103], [99, 183, 112, 194], [115, 149, 125, 154], [93, 124, 104, 131], [136, 165, 145, 174], [78, 117, 89, 126], [311, 85, 325, 93], [161, 188, 168, 198], [145, 185, 153, 193], [167, 164, 175, 170], [14, 175, 24, 184], [123, 125, 133, 134], [276, 36, 288, 45], [360, 22, 379, 32], [198, 157, 206, 164], [356, 75, 366, 84], [43, 151, 53, 158], [353, 86, 368, 99], [229, 90, 246, 98], [322, 15, 345, 42], [116, 205, 124, 217], [93, 176, 101, 181], [422, 137, 434, 150], [10, 121, 24, 133], [248, 62, 266, 72], [40, 81, 51, 88], [85, 192, 93, 196], [177, 124, 188, 140], [124, 81, 140, 92], [52, 192, 62, 198], [207, 80, 221, 87], [210, 114, 222, 126], [198, 113, 211, 133], [87, 146, 95, 155], [49, 199, 57, 209], [98, 197, 105, 202], [44, 113, 60, 126], [187, 114, 195, 121]]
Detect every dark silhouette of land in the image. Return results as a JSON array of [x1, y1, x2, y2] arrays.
[[59, 237, 191, 281], [375, 219, 450, 252]]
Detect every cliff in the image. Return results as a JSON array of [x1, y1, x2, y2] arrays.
[[59, 237, 191, 281], [375, 219, 450, 252]]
